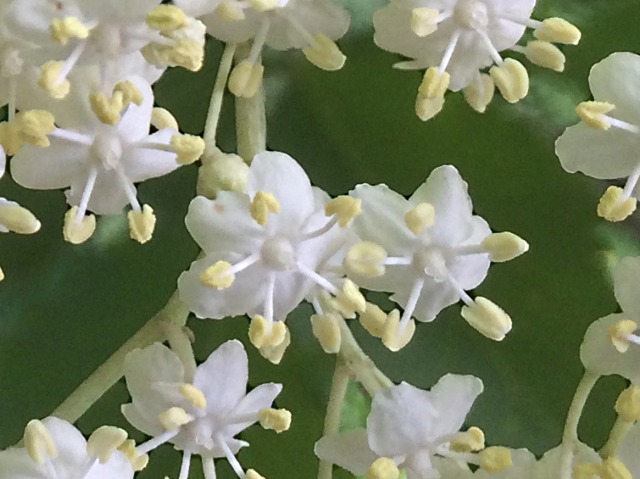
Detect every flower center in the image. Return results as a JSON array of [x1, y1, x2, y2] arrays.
[[453, 0, 489, 29], [261, 236, 297, 270], [90, 131, 123, 170], [414, 247, 449, 282], [91, 23, 122, 56]]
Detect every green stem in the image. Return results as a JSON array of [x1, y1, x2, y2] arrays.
[[317, 362, 350, 479], [558, 371, 599, 478], [51, 292, 189, 423], [600, 416, 633, 459]]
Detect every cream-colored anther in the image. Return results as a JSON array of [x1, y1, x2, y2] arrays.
[[63, 207, 96, 245], [151, 107, 179, 131], [328, 279, 367, 319], [404, 202, 435, 235], [0, 203, 41, 234], [481, 232, 529, 262], [523, 40, 566, 72], [250, 191, 280, 226], [198, 151, 249, 198], [311, 312, 342, 353], [158, 407, 193, 431], [576, 101, 615, 130], [415, 94, 445, 122], [450, 426, 485, 452], [615, 385, 640, 422], [16, 110, 55, 147], [24, 420, 58, 464], [50, 17, 89, 45], [228, 60, 264, 98], [0, 266, 5, 282], [249, 315, 287, 349], [200, 260, 235, 289], [345, 242, 387, 278], [258, 408, 292, 433], [574, 462, 603, 479], [246, 470, 266, 479], [248, 0, 279, 12], [302, 35, 346, 71], [128, 205, 156, 244], [534, 17, 581, 45], [602, 457, 632, 479], [39, 61, 71, 99], [608, 319, 638, 353], [366, 457, 400, 479], [411, 8, 440, 37], [419, 67, 450, 99], [0, 121, 24, 155], [490, 59, 529, 103], [142, 39, 204, 72], [259, 326, 290, 365], [461, 297, 512, 341], [463, 73, 495, 113], [216, 1, 246, 21], [119, 439, 149, 471], [325, 196, 361, 227], [147, 5, 188, 32], [381, 310, 416, 352], [114, 81, 144, 107], [87, 426, 128, 464], [89, 92, 124, 125], [478, 446, 512, 472], [597, 186, 637, 223], [171, 134, 205, 165], [180, 383, 207, 409], [359, 302, 387, 338]]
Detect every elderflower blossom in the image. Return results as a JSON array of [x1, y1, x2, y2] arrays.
[[347, 165, 527, 350], [123, 340, 288, 479], [373, 0, 580, 120], [0, 417, 139, 479], [556, 52, 640, 223]]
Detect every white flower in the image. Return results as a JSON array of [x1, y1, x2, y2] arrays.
[[556, 52, 640, 222], [314, 374, 487, 479], [0, 417, 135, 479], [373, 0, 580, 119], [123, 340, 285, 479]]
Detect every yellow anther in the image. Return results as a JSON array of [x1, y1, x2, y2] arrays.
[[89, 92, 124, 125], [311, 312, 342, 354], [523, 40, 566, 72], [39, 61, 71, 99], [411, 8, 440, 37], [250, 191, 281, 226], [114, 81, 144, 107], [359, 302, 387, 338], [597, 186, 637, 223], [381, 309, 416, 352], [0, 121, 24, 155], [0, 266, 4, 282], [328, 280, 366, 319], [415, 93, 445, 122], [147, 5, 188, 32], [127, 205, 156, 244], [248, 0, 279, 12], [418, 67, 450, 99], [463, 73, 495, 113], [216, 2, 246, 21], [608, 319, 638, 353], [151, 107, 179, 131], [180, 384, 207, 409], [258, 408, 292, 433], [24, 420, 58, 464], [574, 462, 604, 479], [602, 457, 632, 479], [534, 17, 581, 45], [325, 196, 361, 227], [615, 385, 640, 422], [228, 60, 264, 98], [198, 150, 249, 198], [142, 38, 204, 72], [450, 426, 485, 452], [404, 202, 435, 235], [479, 446, 512, 472], [118, 439, 149, 472], [345, 242, 387, 278], [576, 101, 615, 130], [171, 134, 205, 165], [249, 315, 287, 349], [366, 457, 400, 479], [490, 58, 529, 104], [16, 110, 55, 147], [481, 232, 529, 262], [302, 35, 346, 71], [259, 326, 290, 365], [0, 203, 41, 234], [50, 17, 89, 45], [200, 260, 235, 289], [63, 207, 96, 245], [246, 470, 266, 479], [461, 297, 512, 341], [158, 407, 193, 431], [87, 426, 128, 464]]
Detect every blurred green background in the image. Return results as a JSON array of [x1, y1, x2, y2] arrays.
[[1, 0, 640, 477]]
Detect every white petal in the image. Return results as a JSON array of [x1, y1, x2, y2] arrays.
[[11, 142, 87, 190], [617, 422, 640, 474], [85, 451, 133, 479], [589, 52, 640, 124], [448, 216, 491, 290], [121, 402, 165, 437], [263, 271, 312, 322], [174, 0, 218, 17], [123, 129, 179, 182], [426, 374, 483, 440], [124, 343, 185, 404], [0, 146, 5, 179], [65, 169, 130, 215], [7, 0, 83, 45], [613, 256, 640, 317], [391, 277, 459, 323], [534, 443, 599, 479], [0, 448, 40, 479], [200, 10, 261, 44], [43, 417, 90, 475], [117, 76, 154, 142], [226, 383, 283, 435], [314, 429, 378, 476], [473, 448, 535, 479]]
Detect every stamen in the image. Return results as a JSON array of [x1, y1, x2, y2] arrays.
[[489, 58, 529, 103], [359, 302, 387, 338], [118, 439, 149, 471], [575, 101, 617, 131], [597, 186, 637, 223], [608, 319, 639, 353], [533, 17, 581, 45], [302, 34, 346, 71], [250, 191, 281, 226], [515, 40, 566, 72], [128, 204, 156, 244], [258, 408, 292, 433], [151, 107, 179, 130], [200, 261, 236, 289], [246, 470, 266, 479], [218, 436, 246, 479], [228, 60, 264, 98], [202, 457, 218, 479], [249, 315, 287, 349], [345, 242, 387, 278], [114, 165, 142, 212], [383, 256, 414, 266], [86, 426, 128, 464], [327, 279, 366, 318], [325, 196, 361, 227], [258, 325, 291, 364], [247, 0, 279, 12], [64, 206, 96, 245], [478, 447, 512, 472], [366, 457, 400, 479], [478, 231, 529, 262], [601, 457, 632, 479], [147, 5, 189, 33], [158, 407, 194, 431], [460, 297, 512, 341], [0, 202, 41, 234], [300, 216, 338, 241], [438, 29, 461, 72], [264, 272, 276, 322], [410, 8, 442, 37], [398, 276, 424, 330], [178, 451, 192, 479], [24, 420, 58, 464], [180, 383, 208, 409], [15, 110, 55, 147], [450, 427, 485, 452], [50, 17, 90, 45], [39, 61, 71, 99], [296, 262, 340, 295], [136, 429, 181, 455], [217, 2, 246, 21], [311, 312, 342, 353], [171, 134, 205, 165], [89, 92, 124, 125], [381, 309, 416, 352], [49, 128, 93, 145], [404, 202, 435, 234], [615, 385, 640, 423]]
